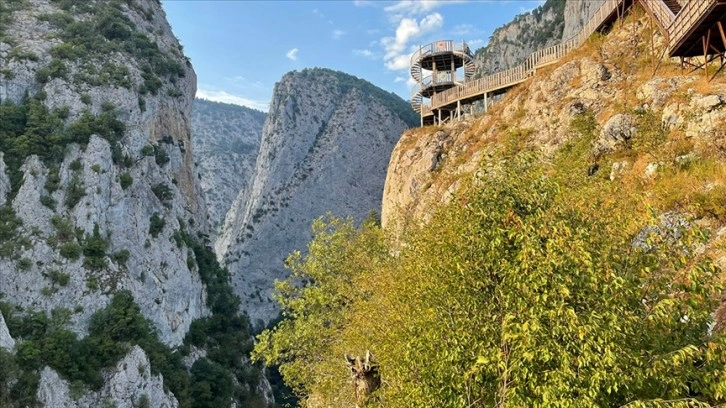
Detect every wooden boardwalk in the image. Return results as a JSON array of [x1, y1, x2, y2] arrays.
[[416, 0, 726, 124]]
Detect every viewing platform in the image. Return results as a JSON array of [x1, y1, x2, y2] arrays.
[[409, 40, 475, 126], [410, 0, 726, 127]]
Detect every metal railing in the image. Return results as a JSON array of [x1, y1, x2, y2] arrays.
[[410, 40, 471, 67]]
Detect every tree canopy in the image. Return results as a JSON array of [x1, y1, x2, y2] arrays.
[[254, 154, 726, 407]]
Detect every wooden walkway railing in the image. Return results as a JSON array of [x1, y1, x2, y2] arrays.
[[425, 0, 624, 114], [420, 0, 722, 119]]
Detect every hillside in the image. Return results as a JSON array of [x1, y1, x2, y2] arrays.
[[216, 68, 418, 323], [190, 98, 265, 237], [255, 8, 726, 407]]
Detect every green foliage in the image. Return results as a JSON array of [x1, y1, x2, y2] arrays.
[[0, 97, 124, 198], [255, 155, 726, 407], [154, 145, 170, 166], [111, 249, 130, 267], [59, 242, 81, 260], [179, 230, 269, 406], [82, 224, 108, 270], [190, 358, 234, 407], [17, 258, 32, 271], [39, 194, 56, 210], [152, 182, 172, 202], [141, 145, 155, 156], [0, 205, 24, 258], [40, 0, 185, 90], [148, 213, 165, 238], [64, 172, 84, 208], [119, 172, 133, 190], [45, 270, 70, 287]]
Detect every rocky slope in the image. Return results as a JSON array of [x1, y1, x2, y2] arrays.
[[473, 0, 604, 76], [191, 98, 265, 237], [383, 10, 726, 270], [0, 0, 269, 406], [217, 68, 418, 323]]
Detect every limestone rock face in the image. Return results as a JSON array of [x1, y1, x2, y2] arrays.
[[473, 0, 605, 76], [595, 113, 637, 155], [0, 0, 208, 349], [0, 153, 9, 206], [37, 346, 178, 408], [191, 99, 265, 237], [0, 312, 14, 352], [217, 68, 417, 323]]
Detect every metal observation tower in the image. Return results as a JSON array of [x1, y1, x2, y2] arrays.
[[410, 40, 475, 126]]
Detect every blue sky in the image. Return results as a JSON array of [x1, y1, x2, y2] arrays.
[[162, 0, 546, 112]]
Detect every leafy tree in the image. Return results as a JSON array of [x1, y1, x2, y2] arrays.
[[255, 154, 726, 407]]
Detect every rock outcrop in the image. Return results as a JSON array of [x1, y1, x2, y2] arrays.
[[191, 99, 265, 237], [0, 312, 14, 351], [37, 346, 178, 408], [217, 68, 417, 323], [473, 0, 605, 76]]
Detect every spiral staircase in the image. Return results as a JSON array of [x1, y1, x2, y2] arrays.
[[409, 40, 475, 121]]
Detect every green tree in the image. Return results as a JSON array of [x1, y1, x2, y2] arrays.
[[255, 155, 726, 407]]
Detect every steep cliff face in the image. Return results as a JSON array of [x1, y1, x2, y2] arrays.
[[0, 0, 227, 404], [217, 68, 418, 323], [0, 0, 207, 348], [473, 0, 605, 76], [190, 98, 265, 237]]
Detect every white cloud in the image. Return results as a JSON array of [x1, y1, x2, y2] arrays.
[[394, 76, 406, 83], [353, 49, 376, 58], [196, 88, 269, 112], [353, 0, 375, 6], [332, 29, 346, 40], [467, 38, 486, 48], [286, 48, 299, 61], [381, 13, 443, 71], [384, 0, 466, 22]]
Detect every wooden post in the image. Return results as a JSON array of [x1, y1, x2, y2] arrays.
[[457, 100, 461, 120], [484, 92, 489, 112], [704, 29, 711, 78], [438, 109, 442, 125]]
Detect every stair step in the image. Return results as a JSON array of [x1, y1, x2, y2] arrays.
[[661, 0, 681, 14]]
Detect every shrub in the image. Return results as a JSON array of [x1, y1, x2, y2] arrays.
[[154, 146, 169, 166], [64, 173, 84, 208], [59, 242, 82, 260], [119, 172, 132, 190], [17, 258, 32, 271], [82, 224, 108, 270], [40, 195, 57, 210], [111, 249, 130, 267], [151, 183, 172, 202], [46, 270, 70, 287], [149, 213, 165, 238]]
